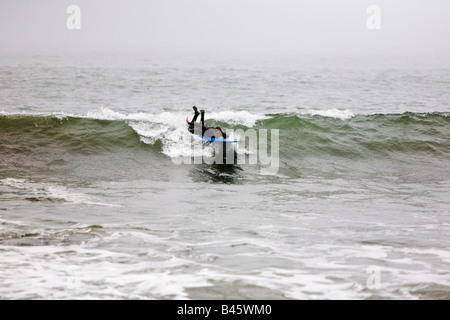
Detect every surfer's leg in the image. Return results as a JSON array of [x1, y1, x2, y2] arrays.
[[200, 110, 205, 126], [191, 113, 199, 123], [192, 106, 200, 122]]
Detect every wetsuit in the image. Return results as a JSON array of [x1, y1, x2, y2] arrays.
[[188, 109, 226, 139]]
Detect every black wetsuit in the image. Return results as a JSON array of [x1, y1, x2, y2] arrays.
[[188, 110, 226, 139]]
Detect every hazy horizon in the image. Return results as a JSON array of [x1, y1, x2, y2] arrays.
[[1, 0, 450, 56]]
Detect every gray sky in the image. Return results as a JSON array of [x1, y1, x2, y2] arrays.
[[1, 0, 449, 55]]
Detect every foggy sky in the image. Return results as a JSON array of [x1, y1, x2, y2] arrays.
[[1, 0, 449, 55]]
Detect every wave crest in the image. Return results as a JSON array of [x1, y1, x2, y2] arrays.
[[1, 109, 448, 160]]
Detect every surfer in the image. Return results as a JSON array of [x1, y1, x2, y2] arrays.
[[186, 106, 227, 139]]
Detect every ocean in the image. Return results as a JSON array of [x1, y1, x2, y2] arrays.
[[0, 52, 449, 299]]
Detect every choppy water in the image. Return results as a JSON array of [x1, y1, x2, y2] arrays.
[[0, 53, 449, 299]]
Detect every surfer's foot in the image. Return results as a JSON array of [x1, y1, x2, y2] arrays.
[[193, 106, 199, 115], [200, 109, 205, 114]]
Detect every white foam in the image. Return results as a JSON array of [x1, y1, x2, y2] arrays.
[[300, 108, 355, 120], [0, 244, 211, 299], [0, 178, 118, 207], [82, 107, 260, 159], [83, 107, 266, 127], [207, 110, 268, 127], [127, 118, 214, 158], [1, 224, 449, 299]]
